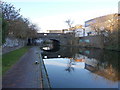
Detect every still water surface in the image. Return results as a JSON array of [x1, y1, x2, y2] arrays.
[[41, 46, 119, 88]]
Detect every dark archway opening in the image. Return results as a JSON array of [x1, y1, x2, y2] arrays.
[[50, 39, 60, 47], [27, 38, 32, 45], [42, 39, 60, 52], [27, 38, 37, 46]]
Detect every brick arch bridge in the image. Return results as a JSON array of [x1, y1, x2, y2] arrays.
[[36, 33, 76, 45]]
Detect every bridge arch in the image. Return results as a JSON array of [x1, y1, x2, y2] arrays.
[[49, 39, 60, 46], [42, 38, 60, 47], [36, 33, 75, 45]]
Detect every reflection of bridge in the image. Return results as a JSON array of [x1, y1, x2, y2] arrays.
[[41, 46, 79, 59], [36, 33, 75, 45]]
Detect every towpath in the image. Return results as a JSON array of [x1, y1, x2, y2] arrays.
[[2, 47, 43, 89]]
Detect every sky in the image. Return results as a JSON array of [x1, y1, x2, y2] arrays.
[[3, 0, 119, 32]]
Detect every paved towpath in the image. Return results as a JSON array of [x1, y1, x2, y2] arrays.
[[2, 46, 43, 88]]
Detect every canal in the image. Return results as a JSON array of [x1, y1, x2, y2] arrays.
[[41, 45, 120, 88]]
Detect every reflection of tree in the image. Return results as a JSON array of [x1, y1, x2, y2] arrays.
[[65, 58, 75, 72]]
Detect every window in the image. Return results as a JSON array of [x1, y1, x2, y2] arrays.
[[85, 50, 90, 54], [79, 40, 83, 42], [85, 39, 90, 43]]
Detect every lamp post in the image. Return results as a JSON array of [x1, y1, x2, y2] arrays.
[[82, 28, 85, 37]]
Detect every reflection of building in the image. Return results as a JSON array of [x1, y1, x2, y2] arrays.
[[74, 53, 119, 82], [74, 59, 85, 62], [85, 63, 119, 82]]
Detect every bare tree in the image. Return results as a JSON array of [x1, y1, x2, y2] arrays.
[[90, 19, 103, 35], [1, 1, 21, 20], [1, 1, 39, 41], [90, 14, 118, 35], [65, 19, 73, 28], [90, 14, 119, 50]]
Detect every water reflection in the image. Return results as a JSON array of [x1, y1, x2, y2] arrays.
[[41, 46, 120, 88], [42, 47, 51, 50], [41, 44, 60, 52], [65, 58, 75, 72]]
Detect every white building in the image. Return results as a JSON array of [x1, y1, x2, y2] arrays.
[[64, 25, 88, 37], [74, 28, 88, 37]]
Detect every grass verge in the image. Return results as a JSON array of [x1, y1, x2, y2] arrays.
[[2, 46, 31, 75]]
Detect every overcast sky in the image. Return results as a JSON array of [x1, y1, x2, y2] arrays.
[[3, 0, 119, 32]]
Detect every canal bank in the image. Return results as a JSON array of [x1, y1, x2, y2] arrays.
[[76, 35, 120, 51], [2, 46, 50, 89], [38, 48, 51, 88]]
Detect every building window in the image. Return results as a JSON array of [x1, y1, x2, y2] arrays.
[[79, 40, 83, 42], [85, 50, 90, 54], [85, 39, 90, 43]]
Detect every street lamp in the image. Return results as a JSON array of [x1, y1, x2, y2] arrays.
[[82, 28, 85, 37]]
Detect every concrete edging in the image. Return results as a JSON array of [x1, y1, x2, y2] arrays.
[[38, 49, 51, 89]]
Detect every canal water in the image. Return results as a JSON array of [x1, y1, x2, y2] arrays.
[[41, 46, 120, 88]]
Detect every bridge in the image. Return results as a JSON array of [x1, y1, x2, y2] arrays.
[[35, 33, 76, 45]]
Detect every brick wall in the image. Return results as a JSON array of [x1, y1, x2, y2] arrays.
[[79, 35, 104, 49]]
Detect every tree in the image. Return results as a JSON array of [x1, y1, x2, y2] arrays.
[[12, 18, 29, 39], [105, 14, 119, 50], [1, 1, 39, 43], [1, 2, 21, 20], [26, 23, 38, 38], [12, 18, 38, 39], [90, 19, 103, 35], [1, 1, 22, 39], [90, 14, 118, 35], [2, 18, 8, 44], [90, 14, 119, 50], [65, 19, 73, 29]]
